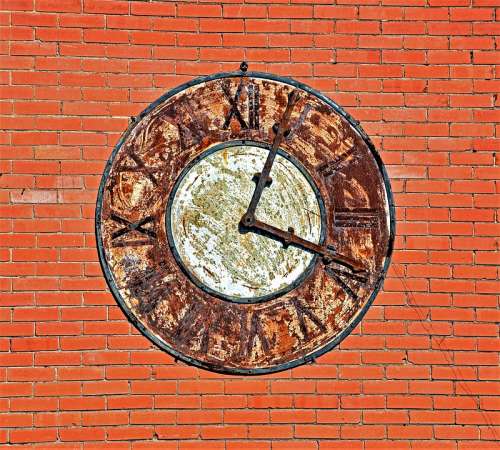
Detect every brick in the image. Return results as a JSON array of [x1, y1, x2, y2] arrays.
[[179, 4, 220, 17], [341, 396, 385, 409], [130, 1, 174, 16], [57, 397, 100, 413], [0, 412, 32, 427], [269, 5, 313, 18], [155, 395, 201, 410], [315, 6, 357, 19], [388, 425, 433, 439], [225, 5, 266, 18], [152, 21, 195, 35], [11, 397, 58, 412], [200, 19, 243, 33], [1, 1, 34, 11], [10, 428, 57, 443], [130, 31, 174, 46], [295, 424, 341, 439], [342, 425, 386, 439], [271, 380, 314, 394], [81, 411, 127, 426], [435, 425, 479, 440]]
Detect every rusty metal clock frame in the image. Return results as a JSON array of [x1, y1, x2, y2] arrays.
[[95, 65, 395, 375]]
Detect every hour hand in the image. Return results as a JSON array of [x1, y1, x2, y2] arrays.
[[241, 218, 366, 274], [241, 89, 300, 226]]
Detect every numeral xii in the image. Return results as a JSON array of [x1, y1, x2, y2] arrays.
[[222, 81, 260, 130]]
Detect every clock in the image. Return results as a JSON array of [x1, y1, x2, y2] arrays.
[[96, 63, 395, 375]]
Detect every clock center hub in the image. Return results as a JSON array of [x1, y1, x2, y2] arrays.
[[167, 142, 324, 303]]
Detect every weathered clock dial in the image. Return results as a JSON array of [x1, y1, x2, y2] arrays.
[[96, 65, 395, 374]]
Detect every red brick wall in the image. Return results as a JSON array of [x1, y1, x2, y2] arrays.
[[1, 0, 499, 448]]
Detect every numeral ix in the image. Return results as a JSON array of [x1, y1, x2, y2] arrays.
[[110, 213, 156, 247]]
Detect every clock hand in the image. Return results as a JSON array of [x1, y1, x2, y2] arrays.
[[243, 218, 366, 274], [241, 89, 301, 227]]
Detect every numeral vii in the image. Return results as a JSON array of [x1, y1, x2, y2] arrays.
[[175, 302, 211, 354], [238, 311, 270, 358]]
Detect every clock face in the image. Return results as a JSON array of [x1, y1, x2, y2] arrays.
[[167, 142, 324, 302], [96, 71, 395, 375]]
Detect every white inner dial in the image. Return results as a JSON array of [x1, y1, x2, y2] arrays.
[[168, 144, 323, 301]]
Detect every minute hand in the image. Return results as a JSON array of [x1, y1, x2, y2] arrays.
[[248, 219, 366, 274], [241, 90, 300, 226]]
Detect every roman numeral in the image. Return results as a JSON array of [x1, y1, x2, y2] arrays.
[[175, 302, 210, 353], [286, 103, 312, 141], [334, 208, 380, 229], [316, 145, 356, 178], [248, 83, 260, 129], [239, 311, 270, 358], [325, 266, 368, 302], [110, 213, 156, 246], [291, 297, 326, 341], [222, 81, 260, 130], [120, 152, 159, 185], [124, 265, 169, 314], [177, 121, 205, 150], [164, 100, 207, 150], [176, 101, 206, 150], [222, 80, 246, 129]]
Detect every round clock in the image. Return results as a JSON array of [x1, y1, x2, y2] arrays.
[[96, 64, 395, 375]]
